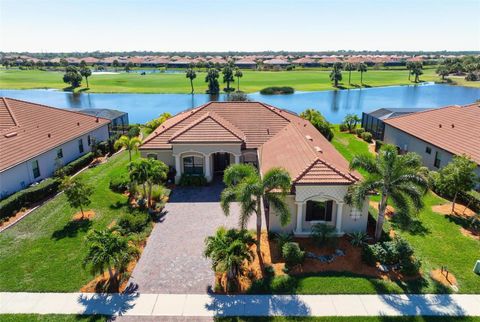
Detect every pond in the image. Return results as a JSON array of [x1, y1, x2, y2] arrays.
[[1, 84, 479, 124]]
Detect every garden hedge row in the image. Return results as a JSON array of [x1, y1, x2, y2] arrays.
[[0, 178, 61, 220], [259, 86, 295, 95], [55, 152, 94, 177]]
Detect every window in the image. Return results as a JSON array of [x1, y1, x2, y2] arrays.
[[78, 139, 84, 153], [183, 156, 204, 175], [147, 153, 157, 160], [425, 147, 431, 154], [32, 160, 40, 178], [434, 151, 441, 168], [57, 148, 63, 159], [305, 200, 333, 222], [87, 135, 91, 146]]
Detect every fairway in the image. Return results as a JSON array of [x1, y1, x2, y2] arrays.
[[0, 68, 444, 94]]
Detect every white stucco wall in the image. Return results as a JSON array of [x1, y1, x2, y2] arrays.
[[0, 125, 109, 198], [140, 149, 175, 167]]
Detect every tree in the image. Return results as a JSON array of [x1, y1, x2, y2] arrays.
[[357, 63, 368, 85], [204, 227, 254, 292], [220, 164, 291, 253], [144, 112, 172, 133], [222, 65, 235, 92], [186, 68, 197, 94], [60, 58, 68, 68], [346, 144, 428, 241], [125, 62, 134, 72], [2, 59, 11, 69], [436, 66, 449, 80], [79, 60, 87, 68], [145, 158, 168, 208], [411, 62, 423, 83], [80, 67, 92, 88], [406, 61, 415, 81], [234, 68, 243, 91], [63, 66, 82, 89], [205, 68, 220, 94], [114, 135, 141, 161], [329, 63, 343, 87], [300, 108, 334, 141], [83, 229, 139, 291], [435, 155, 478, 214], [343, 114, 361, 132], [61, 176, 94, 219], [112, 59, 119, 71], [344, 62, 355, 85]]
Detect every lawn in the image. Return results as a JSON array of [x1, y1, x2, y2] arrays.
[[0, 67, 447, 94], [0, 315, 107, 322], [0, 151, 135, 292]]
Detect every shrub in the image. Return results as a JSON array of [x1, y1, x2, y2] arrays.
[[339, 123, 348, 132], [117, 212, 149, 234], [355, 128, 365, 137], [127, 125, 140, 138], [362, 238, 417, 268], [270, 275, 297, 293], [361, 244, 377, 266], [259, 86, 295, 95], [150, 185, 166, 202], [382, 241, 400, 264], [311, 223, 336, 247], [361, 131, 373, 143], [274, 232, 293, 251], [400, 257, 421, 276], [349, 231, 370, 247], [264, 265, 275, 279], [0, 178, 61, 220], [55, 152, 94, 177], [179, 174, 207, 186], [282, 242, 304, 268], [375, 140, 384, 152], [109, 175, 130, 193]]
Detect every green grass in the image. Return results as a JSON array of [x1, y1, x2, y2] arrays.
[[0, 67, 450, 94], [216, 318, 480, 322], [0, 315, 107, 322], [0, 151, 135, 292]]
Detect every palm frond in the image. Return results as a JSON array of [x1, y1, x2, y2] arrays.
[[262, 167, 291, 193], [266, 193, 291, 226], [350, 154, 378, 174], [223, 163, 257, 186], [220, 187, 237, 217]]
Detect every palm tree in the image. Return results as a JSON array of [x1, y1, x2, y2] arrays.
[[234, 68, 243, 91], [204, 227, 255, 292], [344, 62, 355, 85], [205, 68, 220, 94], [186, 68, 196, 94], [406, 61, 414, 81], [145, 158, 168, 208], [128, 159, 149, 202], [80, 67, 92, 88], [346, 144, 428, 241], [222, 65, 235, 92], [329, 62, 343, 87], [83, 229, 139, 292], [436, 66, 449, 81], [357, 63, 367, 85], [114, 135, 141, 162], [220, 164, 291, 253], [411, 63, 423, 83]]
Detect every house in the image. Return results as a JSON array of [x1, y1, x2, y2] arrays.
[[0, 98, 110, 198], [361, 107, 431, 140], [234, 59, 257, 69], [67, 108, 129, 136], [262, 59, 290, 68], [140, 102, 368, 236], [383, 103, 480, 177]]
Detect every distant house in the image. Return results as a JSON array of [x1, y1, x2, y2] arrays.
[[234, 59, 257, 69], [291, 57, 319, 67], [361, 108, 431, 140], [383, 103, 480, 177], [262, 59, 290, 68], [0, 98, 110, 198], [66, 108, 129, 136]]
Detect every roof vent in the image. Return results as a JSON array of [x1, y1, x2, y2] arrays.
[[439, 124, 442, 128], [267, 128, 270, 135], [4, 132, 17, 138], [77, 122, 80, 126], [314, 146, 322, 153], [96, 117, 99, 123], [451, 124, 455, 128], [305, 135, 313, 141]]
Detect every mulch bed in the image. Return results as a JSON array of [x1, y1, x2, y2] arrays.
[[430, 268, 458, 290], [72, 210, 95, 221], [432, 202, 479, 240]]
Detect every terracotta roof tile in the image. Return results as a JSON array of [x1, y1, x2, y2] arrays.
[[0, 98, 110, 172], [384, 103, 480, 164]]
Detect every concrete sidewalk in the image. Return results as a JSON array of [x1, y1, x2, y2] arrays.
[[1, 293, 479, 317]]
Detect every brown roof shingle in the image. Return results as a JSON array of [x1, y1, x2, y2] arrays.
[[0, 98, 110, 172]]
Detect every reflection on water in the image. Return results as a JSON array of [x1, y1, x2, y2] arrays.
[[1, 84, 479, 124]]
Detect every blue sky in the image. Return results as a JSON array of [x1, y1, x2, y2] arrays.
[[0, 0, 479, 52]]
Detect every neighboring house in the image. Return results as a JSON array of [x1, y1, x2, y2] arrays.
[[140, 102, 368, 236], [361, 108, 431, 140], [67, 108, 129, 136], [0, 98, 110, 198], [383, 103, 480, 178]]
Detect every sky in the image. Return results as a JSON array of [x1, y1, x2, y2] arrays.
[[0, 0, 479, 53]]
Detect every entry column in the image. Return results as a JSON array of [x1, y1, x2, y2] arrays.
[[174, 154, 181, 184], [205, 154, 212, 182]]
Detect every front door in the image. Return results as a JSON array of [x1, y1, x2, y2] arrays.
[[213, 152, 230, 174]]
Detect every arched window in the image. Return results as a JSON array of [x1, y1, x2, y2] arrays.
[[183, 155, 204, 175], [305, 200, 333, 222]]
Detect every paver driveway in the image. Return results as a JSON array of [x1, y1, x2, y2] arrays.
[[127, 179, 256, 294]]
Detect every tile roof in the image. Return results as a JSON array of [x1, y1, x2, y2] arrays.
[[142, 102, 359, 185], [0, 98, 110, 172], [384, 103, 480, 165]]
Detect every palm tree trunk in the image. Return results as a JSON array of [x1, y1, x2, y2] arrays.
[[142, 183, 147, 202], [451, 192, 458, 214], [375, 194, 388, 241], [408, 71, 411, 81], [256, 199, 262, 251], [190, 79, 194, 94], [361, 72, 363, 85], [148, 182, 153, 208], [349, 70, 351, 84], [86, 77, 89, 88], [237, 77, 240, 91], [128, 149, 132, 162]]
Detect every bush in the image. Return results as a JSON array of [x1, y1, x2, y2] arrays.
[[361, 244, 377, 266], [109, 175, 130, 193], [400, 257, 421, 276], [339, 123, 348, 132], [375, 140, 384, 152], [270, 275, 297, 293], [0, 178, 61, 220], [362, 238, 418, 269], [282, 242, 304, 268], [274, 232, 293, 251], [349, 231, 370, 247], [179, 174, 207, 186], [128, 126, 140, 138], [117, 212, 149, 234], [355, 128, 365, 137], [259, 86, 295, 95], [311, 223, 336, 247], [55, 152, 94, 177], [361, 131, 373, 143], [150, 185, 166, 202]]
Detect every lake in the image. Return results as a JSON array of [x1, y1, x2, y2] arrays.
[[1, 84, 479, 124]]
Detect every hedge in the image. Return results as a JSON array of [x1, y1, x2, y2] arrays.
[[55, 152, 94, 177], [259, 86, 295, 95], [179, 174, 207, 186], [0, 178, 61, 220]]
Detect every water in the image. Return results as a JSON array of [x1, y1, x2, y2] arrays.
[[1, 84, 479, 124]]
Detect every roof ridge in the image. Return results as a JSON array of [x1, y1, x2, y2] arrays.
[[1, 97, 19, 127], [316, 158, 359, 183], [293, 157, 320, 183]]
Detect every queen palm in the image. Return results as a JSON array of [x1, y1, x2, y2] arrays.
[[234, 68, 243, 91], [357, 63, 367, 85], [220, 164, 291, 253], [145, 158, 168, 208], [186, 68, 196, 94], [83, 229, 139, 292], [114, 135, 141, 162], [204, 227, 254, 292], [344, 62, 355, 85], [346, 144, 428, 241]]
